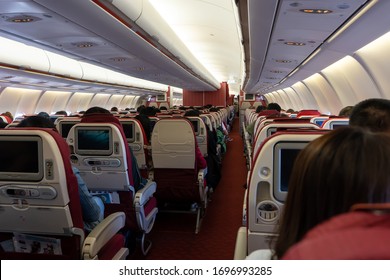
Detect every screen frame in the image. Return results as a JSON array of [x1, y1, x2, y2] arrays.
[[0, 135, 44, 181], [244, 93, 255, 101], [156, 95, 166, 101], [59, 120, 80, 139], [273, 141, 309, 202], [120, 121, 135, 143], [330, 120, 349, 129], [75, 126, 113, 156]]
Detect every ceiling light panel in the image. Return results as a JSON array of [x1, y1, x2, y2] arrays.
[[248, 0, 367, 93]]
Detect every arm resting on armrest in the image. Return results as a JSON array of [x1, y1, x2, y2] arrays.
[[82, 212, 126, 260]]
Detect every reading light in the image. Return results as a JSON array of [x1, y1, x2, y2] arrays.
[[7, 15, 41, 23], [300, 9, 333, 14], [75, 42, 94, 48], [275, 59, 292, 63], [110, 57, 127, 62], [284, 41, 306, 46]]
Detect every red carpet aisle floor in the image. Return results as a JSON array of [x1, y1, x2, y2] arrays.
[[131, 117, 247, 260]]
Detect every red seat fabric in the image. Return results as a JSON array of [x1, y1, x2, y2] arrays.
[[283, 211, 390, 260]]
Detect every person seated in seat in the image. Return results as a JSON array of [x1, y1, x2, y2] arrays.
[[349, 98, 390, 132], [247, 126, 390, 259], [83, 106, 148, 192], [16, 115, 104, 232], [273, 127, 390, 259], [183, 110, 207, 171]]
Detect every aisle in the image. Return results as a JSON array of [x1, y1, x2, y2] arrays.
[[134, 117, 247, 260]]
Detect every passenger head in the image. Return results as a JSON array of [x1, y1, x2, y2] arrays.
[[349, 98, 390, 132], [1, 111, 13, 122], [267, 103, 282, 112], [37, 111, 50, 119], [256, 105, 265, 113], [137, 105, 146, 113], [16, 115, 56, 129], [274, 126, 390, 259], [184, 109, 200, 117], [338, 105, 354, 117], [84, 106, 111, 115], [110, 106, 118, 112], [143, 106, 157, 117], [55, 110, 68, 116], [286, 109, 295, 114]]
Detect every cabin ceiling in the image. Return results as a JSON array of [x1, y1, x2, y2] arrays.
[[0, 0, 383, 97], [241, 0, 369, 94]]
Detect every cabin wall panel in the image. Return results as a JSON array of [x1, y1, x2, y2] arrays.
[[120, 95, 139, 108], [303, 74, 340, 115], [16, 89, 42, 116], [106, 94, 125, 110], [66, 92, 94, 113], [0, 87, 41, 117], [280, 89, 298, 111], [36, 91, 73, 115], [354, 32, 390, 99], [321, 56, 381, 109], [283, 88, 303, 111], [291, 82, 319, 110], [89, 93, 112, 109], [51, 91, 73, 114], [275, 90, 291, 110]]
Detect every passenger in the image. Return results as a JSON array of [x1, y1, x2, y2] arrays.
[[110, 106, 119, 113], [135, 114, 151, 143], [246, 126, 390, 259], [266, 102, 282, 112], [349, 98, 390, 132], [16, 115, 104, 232], [84, 106, 111, 115], [37, 111, 50, 119], [246, 105, 265, 136], [84, 106, 147, 192], [1, 111, 13, 123], [184, 110, 207, 170], [338, 105, 354, 117], [55, 110, 68, 116], [271, 127, 390, 259]]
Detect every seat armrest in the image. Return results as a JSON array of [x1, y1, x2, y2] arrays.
[[198, 167, 208, 202], [234, 226, 248, 260], [82, 212, 126, 260], [134, 180, 157, 207]]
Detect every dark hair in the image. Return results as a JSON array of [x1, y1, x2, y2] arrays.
[[256, 105, 265, 113], [37, 112, 50, 119], [16, 115, 56, 129], [267, 103, 281, 112], [349, 98, 390, 132], [274, 126, 390, 259], [184, 109, 200, 117], [84, 106, 111, 115], [55, 110, 68, 116], [338, 106, 354, 117], [110, 106, 119, 112], [159, 106, 168, 110], [143, 107, 157, 117]]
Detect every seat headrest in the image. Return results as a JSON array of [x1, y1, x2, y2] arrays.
[[81, 114, 121, 126]]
